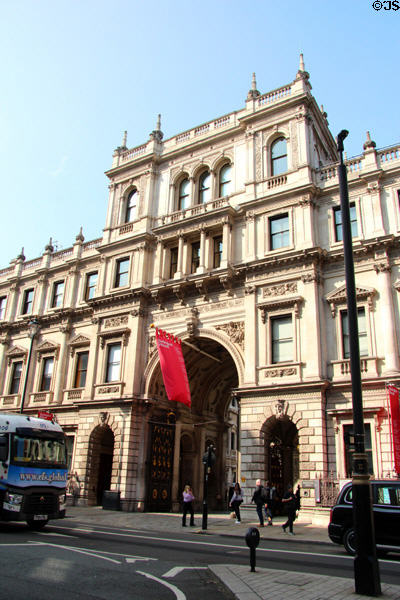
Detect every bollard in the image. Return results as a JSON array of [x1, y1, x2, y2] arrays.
[[245, 527, 260, 572]]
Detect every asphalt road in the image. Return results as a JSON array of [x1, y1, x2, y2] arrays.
[[1, 519, 399, 599]]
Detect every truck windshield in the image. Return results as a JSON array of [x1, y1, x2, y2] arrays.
[[11, 434, 67, 467]]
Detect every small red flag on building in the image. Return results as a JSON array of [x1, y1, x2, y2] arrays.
[[155, 328, 191, 407], [387, 384, 400, 475]]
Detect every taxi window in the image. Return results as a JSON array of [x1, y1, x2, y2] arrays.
[[375, 485, 400, 506], [344, 487, 353, 503]]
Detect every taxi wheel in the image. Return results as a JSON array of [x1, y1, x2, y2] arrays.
[[343, 528, 356, 555]]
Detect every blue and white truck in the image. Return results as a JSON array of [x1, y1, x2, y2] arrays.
[[0, 413, 68, 529]]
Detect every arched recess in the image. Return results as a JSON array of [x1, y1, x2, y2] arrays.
[[86, 422, 116, 506], [261, 415, 299, 502], [143, 329, 243, 511]]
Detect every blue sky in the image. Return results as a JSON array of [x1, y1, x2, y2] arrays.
[[0, 0, 398, 265]]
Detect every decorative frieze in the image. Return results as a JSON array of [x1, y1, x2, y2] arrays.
[[264, 367, 297, 378], [263, 282, 298, 297], [104, 315, 129, 328]]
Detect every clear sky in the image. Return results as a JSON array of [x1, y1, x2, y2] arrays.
[[0, 0, 398, 265]]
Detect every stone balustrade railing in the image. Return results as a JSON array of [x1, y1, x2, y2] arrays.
[[378, 144, 400, 165], [258, 84, 292, 106], [156, 196, 230, 227]]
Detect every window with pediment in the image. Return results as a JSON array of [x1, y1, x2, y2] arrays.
[[259, 294, 303, 367]]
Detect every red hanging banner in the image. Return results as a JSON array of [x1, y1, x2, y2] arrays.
[[387, 384, 400, 475], [155, 328, 191, 408]]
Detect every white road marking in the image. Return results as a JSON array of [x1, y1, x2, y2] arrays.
[[28, 541, 121, 564], [126, 557, 157, 563], [37, 532, 75, 538], [163, 566, 208, 578], [136, 570, 186, 600]]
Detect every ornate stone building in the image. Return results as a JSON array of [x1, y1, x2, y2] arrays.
[[1, 57, 400, 514]]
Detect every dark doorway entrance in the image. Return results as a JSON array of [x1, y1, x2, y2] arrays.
[[96, 427, 114, 505], [263, 415, 299, 500], [146, 419, 175, 511]]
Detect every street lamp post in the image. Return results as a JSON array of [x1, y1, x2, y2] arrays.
[[201, 445, 216, 530], [19, 318, 40, 414], [337, 130, 381, 596]]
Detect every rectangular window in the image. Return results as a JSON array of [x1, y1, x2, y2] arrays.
[[9, 361, 23, 395], [66, 435, 75, 472], [271, 315, 293, 363], [40, 357, 54, 391], [22, 289, 34, 315], [344, 423, 373, 478], [74, 351, 89, 388], [114, 258, 130, 288], [170, 247, 178, 278], [334, 203, 358, 242], [51, 281, 64, 308], [375, 484, 400, 506], [191, 242, 200, 273], [106, 343, 121, 382], [270, 214, 289, 250], [213, 236, 223, 268], [0, 296, 7, 320], [85, 272, 98, 300], [341, 307, 368, 358]]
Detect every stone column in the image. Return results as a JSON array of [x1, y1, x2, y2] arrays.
[[374, 260, 400, 374], [221, 218, 231, 269], [53, 325, 70, 404], [244, 286, 257, 384], [153, 238, 164, 284], [175, 234, 185, 279], [197, 228, 207, 274], [246, 212, 256, 262]]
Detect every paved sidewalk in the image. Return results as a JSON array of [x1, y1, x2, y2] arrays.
[[63, 506, 400, 599]]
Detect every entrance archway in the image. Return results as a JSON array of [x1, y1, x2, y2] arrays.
[[145, 334, 240, 511], [87, 425, 115, 506], [262, 415, 299, 500]]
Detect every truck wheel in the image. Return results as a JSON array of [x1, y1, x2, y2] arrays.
[[343, 528, 356, 555], [27, 518, 49, 530]]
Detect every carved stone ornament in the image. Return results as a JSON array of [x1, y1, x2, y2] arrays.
[[265, 368, 297, 378], [263, 282, 298, 298], [215, 322, 244, 350], [99, 328, 130, 349], [104, 315, 129, 328], [274, 399, 286, 419], [6, 345, 28, 365], [100, 411, 109, 423], [326, 284, 375, 317], [36, 340, 60, 362], [69, 334, 90, 357], [99, 386, 119, 395]]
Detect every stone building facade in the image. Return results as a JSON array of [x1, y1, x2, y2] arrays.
[[1, 57, 400, 514]]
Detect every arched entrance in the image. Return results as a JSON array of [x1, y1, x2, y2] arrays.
[[262, 415, 299, 500], [145, 334, 240, 511], [87, 425, 115, 506]]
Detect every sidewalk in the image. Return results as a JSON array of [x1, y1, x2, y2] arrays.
[[63, 506, 400, 599]]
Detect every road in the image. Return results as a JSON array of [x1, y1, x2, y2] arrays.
[[1, 518, 399, 599]]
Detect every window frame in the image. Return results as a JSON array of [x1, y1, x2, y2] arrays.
[[105, 342, 122, 383], [51, 280, 65, 309], [40, 356, 54, 392], [269, 213, 290, 251], [213, 236, 223, 269], [177, 178, 190, 211], [169, 247, 178, 279], [271, 137, 288, 176], [198, 170, 211, 205], [74, 351, 89, 389], [333, 202, 358, 242], [270, 313, 294, 364], [218, 163, 232, 198], [340, 306, 368, 359], [114, 257, 130, 288], [21, 288, 34, 315], [0, 295, 7, 320], [191, 241, 200, 273], [85, 271, 98, 301], [125, 189, 138, 223], [9, 360, 23, 395]]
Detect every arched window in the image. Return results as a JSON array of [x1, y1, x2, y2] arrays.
[[271, 138, 288, 176], [178, 178, 190, 210], [125, 189, 137, 223], [219, 163, 231, 197], [199, 171, 211, 204]]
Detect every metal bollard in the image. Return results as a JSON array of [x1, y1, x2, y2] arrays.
[[245, 527, 260, 572]]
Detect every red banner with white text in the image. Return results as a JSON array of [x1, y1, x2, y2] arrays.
[[387, 384, 400, 475], [155, 328, 191, 408]]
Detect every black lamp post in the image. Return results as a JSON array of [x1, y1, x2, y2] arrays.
[[337, 130, 381, 596], [201, 445, 216, 530], [19, 318, 40, 414]]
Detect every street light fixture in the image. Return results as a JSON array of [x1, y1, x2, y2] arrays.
[[19, 318, 40, 414], [337, 130, 381, 596]]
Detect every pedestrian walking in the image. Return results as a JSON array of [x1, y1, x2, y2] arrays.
[[263, 480, 277, 526], [251, 479, 266, 527], [281, 485, 297, 535], [229, 482, 243, 523], [182, 484, 195, 527]]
